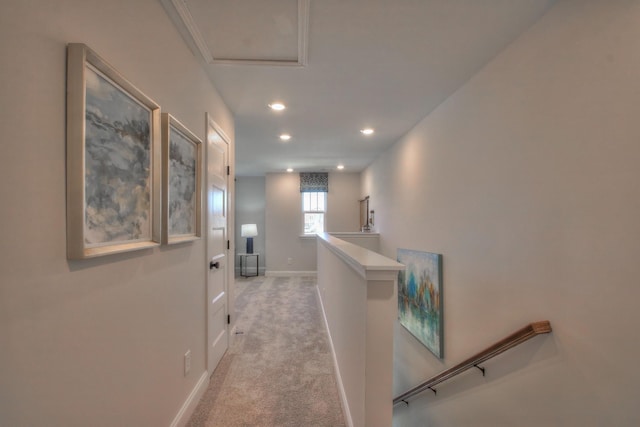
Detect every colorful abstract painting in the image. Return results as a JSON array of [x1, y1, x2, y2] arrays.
[[84, 65, 152, 246], [397, 249, 444, 358], [168, 126, 197, 236]]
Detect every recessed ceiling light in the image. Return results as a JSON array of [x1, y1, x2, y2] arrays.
[[269, 102, 286, 111], [280, 134, 291, 141], [286, 168, 293, 173], [337, 165, 345, 170], [360, 128, 374, 135]]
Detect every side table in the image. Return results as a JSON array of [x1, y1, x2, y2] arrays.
[[238, 253, 259, 277]]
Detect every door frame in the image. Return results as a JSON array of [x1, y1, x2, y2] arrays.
[[205, 113, 234, 374]]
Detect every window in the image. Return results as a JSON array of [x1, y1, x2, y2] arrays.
[[300, 172, 328, 235], [302, 191, 326, 234]]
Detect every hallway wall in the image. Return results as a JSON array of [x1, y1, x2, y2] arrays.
[[265, 172, 361, 273], [362, 0, 640, 425], [0, 1, 234, 425]]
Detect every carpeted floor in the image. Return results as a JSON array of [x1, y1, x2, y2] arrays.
[[186, 275, 346, 427]]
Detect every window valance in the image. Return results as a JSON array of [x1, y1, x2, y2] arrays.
[[300, 172, 328, 193]]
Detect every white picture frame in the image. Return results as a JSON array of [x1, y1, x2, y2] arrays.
[[66, 43, 161, 259], [161, 113, 202, 244]]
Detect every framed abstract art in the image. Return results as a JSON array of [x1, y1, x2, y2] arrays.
[[66, 43, 161, 259], [161, 113, 202, 244], [397, 248, 444, 358]]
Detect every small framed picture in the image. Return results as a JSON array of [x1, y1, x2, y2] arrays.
[[161, 114, 202, 244], [66, 43, 161, 259]]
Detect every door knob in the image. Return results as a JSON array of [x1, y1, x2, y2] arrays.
[[210, 261, 220, 270]]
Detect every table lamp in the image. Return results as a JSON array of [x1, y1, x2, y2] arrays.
[[241, 224, 258, 254]]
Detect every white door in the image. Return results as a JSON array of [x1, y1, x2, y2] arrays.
[[206, 114, 229, 374]]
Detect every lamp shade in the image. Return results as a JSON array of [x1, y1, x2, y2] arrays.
[[241, 224, 258, 237]]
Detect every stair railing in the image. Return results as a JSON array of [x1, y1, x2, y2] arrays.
[[393, 320, 552, 405]]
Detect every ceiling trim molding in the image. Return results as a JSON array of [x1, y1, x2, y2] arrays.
[[170, 0, 309, 67], [297, 0, 310, 66], [170, 0, 214, 63]]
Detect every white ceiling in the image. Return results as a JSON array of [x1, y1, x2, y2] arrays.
[[161, 0, 556, 176]]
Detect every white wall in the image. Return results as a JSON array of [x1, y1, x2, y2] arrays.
[[329, 232, 380, 253], [362, 0, 640, 425], [0, 1, 234, 426], [317, 239, 368, 427], [327, 172, 362, 232], [235, 176, 266, 274], [265, 172, 361, 273], [317, 235, 400, 427]]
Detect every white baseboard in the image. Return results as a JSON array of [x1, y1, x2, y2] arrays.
[[170, 371, 209, 427], [316, 286, 353, 427], [265, 270, 317, 277]]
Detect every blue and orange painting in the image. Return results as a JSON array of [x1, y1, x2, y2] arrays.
[[397, 249, 443, 358]]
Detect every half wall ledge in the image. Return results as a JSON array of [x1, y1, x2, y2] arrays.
[[317, 232, 402, 281], [316, 232, 404, 427]]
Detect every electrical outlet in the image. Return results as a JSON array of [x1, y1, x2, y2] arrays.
[[287, 257, 293, 265], [184, 350, 191, 376]]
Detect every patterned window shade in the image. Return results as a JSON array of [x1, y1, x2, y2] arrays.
[[300, 172, 329, 193]]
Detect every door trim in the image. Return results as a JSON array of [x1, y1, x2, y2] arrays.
[[205, 112, 232, 374]]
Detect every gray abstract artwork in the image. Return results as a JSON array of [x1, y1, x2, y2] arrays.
[[84, 65, 152, 245], [168, 127, 197, 236]]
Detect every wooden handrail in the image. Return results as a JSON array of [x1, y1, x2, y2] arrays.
[[393, 320, 552, 405]]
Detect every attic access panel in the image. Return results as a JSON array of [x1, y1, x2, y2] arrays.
[[174, 0, 309, 66]]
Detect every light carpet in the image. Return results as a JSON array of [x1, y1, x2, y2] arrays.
[[186, 275, 346, 427]]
